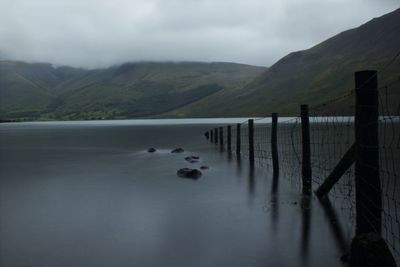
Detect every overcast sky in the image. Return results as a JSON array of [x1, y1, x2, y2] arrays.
[[0, 0, 398, 68]]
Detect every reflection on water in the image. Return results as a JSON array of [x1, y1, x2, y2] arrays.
[[300, 198, 311, 266], [247, 166, 255, 206], [270, 173, 279, 230], [0, 120, 346, 267], [319, 197, 348, 253]]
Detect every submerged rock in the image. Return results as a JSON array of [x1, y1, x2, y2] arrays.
[[171, 148, 184, 153], [184, 156, 200, 163], [147, 148, 156, 153], [200, 166, 209, 170], [350, 233, 396, 267], [177, 168, 202, 179]]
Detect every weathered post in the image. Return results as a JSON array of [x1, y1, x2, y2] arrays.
[[236, 123, 241, 155], [301, 105, 312, 196], [354, 70, 381, 235], [248, 119, 255, 166], [271, 113, 279, 176], [219, 127, 224, 149], [214, 128, 218, 145], [227, 125, 232, 153], [204, 131, 210, 140], [210, 130, 214, 143], [315, 144, 355, 198]]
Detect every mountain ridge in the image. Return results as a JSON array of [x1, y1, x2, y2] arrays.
[[0, 61, 266, 120], [163, 8, 399, 117], [1, 8, 399, 121]]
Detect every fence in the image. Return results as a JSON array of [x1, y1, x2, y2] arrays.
[[204, 70, 400, 265]]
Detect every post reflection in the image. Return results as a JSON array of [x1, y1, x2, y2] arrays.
[[319, 196, 348, 253], [300, 197, 311, 266], [270, 173, 279, 230], [227, 150, 232, 162], [236, 156, 242, 177], [247, 165, 255, 205]]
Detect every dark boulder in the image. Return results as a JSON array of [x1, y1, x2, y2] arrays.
[[177, 168, 202, 179], [171, 148, 184, 153], [184, 156, 200, 163], [350, 233, 396, 267], [147, 148, 156, 153]]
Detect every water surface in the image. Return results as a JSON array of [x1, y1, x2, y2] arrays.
[[0, 120, 345, 267]]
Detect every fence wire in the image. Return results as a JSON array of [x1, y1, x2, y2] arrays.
[[205, 77, 400, 263], [377, 80, 400, 262]]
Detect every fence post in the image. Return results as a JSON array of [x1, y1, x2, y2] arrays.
[[214, 128, 218, 145], [219, 127, 224, 149], [210, 130, 214, 143], [301, 105, 312, 196], [271, 113, 279, 175], [248, 119, 255, 166], [354, 70, 381, 235], [227, 125, 232, 153], [236, 124, 241, 155]]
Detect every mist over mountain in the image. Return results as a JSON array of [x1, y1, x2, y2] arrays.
[[0, 8, 399, 121], [0, 61, 265, 120], [165, 8, 400, 117]]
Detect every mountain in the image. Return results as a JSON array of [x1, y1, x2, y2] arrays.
[[1, 8, 399, 121], [164, 8, 400, 117], [0, 61, 265, 120], [0, 61, 85, 119]]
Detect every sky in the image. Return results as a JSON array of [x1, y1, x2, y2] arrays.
[[0, 0, 399, 69]]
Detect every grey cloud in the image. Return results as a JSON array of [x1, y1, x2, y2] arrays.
[[0, 0, 398, 68]]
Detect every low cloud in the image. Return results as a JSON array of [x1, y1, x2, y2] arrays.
[[0, 0, 398, 68]]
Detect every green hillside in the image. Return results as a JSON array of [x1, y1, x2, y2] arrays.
[[165, 8, 400, 117], [0, 62, 265, 120], [1, 8, 399, 121]]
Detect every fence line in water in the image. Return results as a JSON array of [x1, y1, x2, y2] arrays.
[[204, 70, 400, 265]]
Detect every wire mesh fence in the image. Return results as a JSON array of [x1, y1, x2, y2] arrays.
[[204, 73, 400, 264], [377, 79, 400, 262]]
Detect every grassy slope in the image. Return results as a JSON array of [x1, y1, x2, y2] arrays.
[[165, 8, 400, 117], [1, 8, 398, 120], [0, 61, 266, 120], [53, 62, 266, 119]]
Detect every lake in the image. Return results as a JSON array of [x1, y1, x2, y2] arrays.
[[0, 119, 348, 267]]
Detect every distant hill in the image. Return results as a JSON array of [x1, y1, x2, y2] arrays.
[[1, 8, 399, 121], [0, 61, 265, 120], [165, 8, 400, 117]]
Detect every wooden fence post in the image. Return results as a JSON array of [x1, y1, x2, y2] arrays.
[[214, 128, 218, 145], [354, 70, 381, 235], [248, 119, 255, 166], [315, 144, 355, 198], [219, 127, 224, 149], [271, 113, 279, 176], [236, 124, 241, 155], [227, 125, 232, 153], [301, 105, 312, 196]]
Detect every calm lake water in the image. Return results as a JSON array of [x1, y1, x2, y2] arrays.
[[0, 119, 346, 267]]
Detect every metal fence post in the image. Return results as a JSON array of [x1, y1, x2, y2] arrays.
[[227, 125, 232, 153], [354, 70, 381, 235], [271, 113, 279, 176], [248, 119, 255, 166], [236, 124, 241, 156], [219, 127, 224, 149], [301, 105, 312, 196]]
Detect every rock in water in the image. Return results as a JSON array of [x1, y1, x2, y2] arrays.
[[350, 233, 396, 267], [177, 168, 202, 179], [184, 156, 200, 163], [200, 166, 209, 170], [171, 148, 184, 153], [147, 148, 156, 153]]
